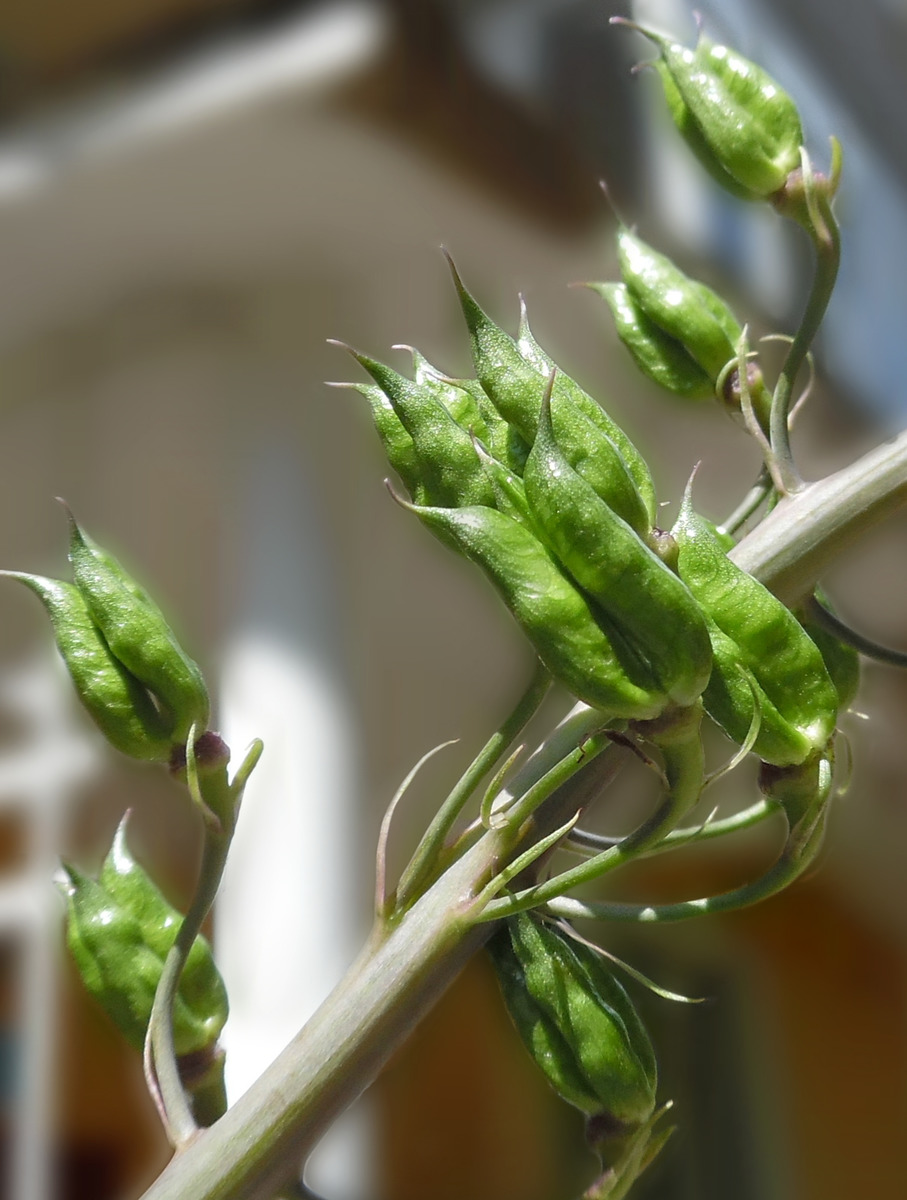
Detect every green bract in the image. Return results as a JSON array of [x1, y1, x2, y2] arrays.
[[638, 26, 804, 200], [62, 819, 228, 1055], [68, 515, 210, 744], [2, 573, 172, 761], [488, 914, 658, 1127], [673, 489, 839, 765], [523, 390, 712, 708]]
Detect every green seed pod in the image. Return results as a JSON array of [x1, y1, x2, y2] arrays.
[[67, 516, 210, 745], [406, 348, 489, 438], [641, 28, 804, 200], [350, 350, 497, 510], [653, 60, 757, 201], [616, 230, 741, 383], [797, 594, 861, 712], [590, 282, 714, 400], [523, 391, 712, 707], [673, 490, 839, 765], [471, 436, 535, 527], [448, 257, 654, 534], [409, 349, 530, 477], [339, 380, 427, 502], [398, 496, 666, 719], [516, 297, 658, 524], [62, 837, 228, 1055], [488, 914, 657, 1127], [2, 573, 171, 761], [488, 926, 602, 1114]]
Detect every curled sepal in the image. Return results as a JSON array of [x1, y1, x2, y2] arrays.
[[627, 22, 804, 200], [62, 835, 228, 1056], [758, 748, 834, 845], [2, 572, 171, 761], [393, 492, 665, 720], [673, 488, 839, 765], [487, 914, 658, 1127], [67, 513, 210, 744]]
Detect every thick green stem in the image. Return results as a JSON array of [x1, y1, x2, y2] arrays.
[[730, 429, 907, 602], [137, 431, 907, 1200]]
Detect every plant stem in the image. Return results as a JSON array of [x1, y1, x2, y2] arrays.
[[137, 430, 907, 1200], [730, 428, 907, 602], [146, 758, 236, 1148], [769, 189, 841, 493]]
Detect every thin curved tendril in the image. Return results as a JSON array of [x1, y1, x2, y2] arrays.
[[395, 661, 551, 908], [554, 920, 704, 1003], [375, 739, 459, 918], [566, 798, 779, 859], [806, 593, 907, 668], [480, 743, 526, 829]]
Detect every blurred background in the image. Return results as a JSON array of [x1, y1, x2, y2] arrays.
[[0, 0, 906, 1197]]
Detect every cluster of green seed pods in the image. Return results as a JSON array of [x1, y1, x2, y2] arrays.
[[343, 254, 858, 780], [61, 816, 228, 1055], [3, 511, 209, 762], [340, 262, 713, 721]]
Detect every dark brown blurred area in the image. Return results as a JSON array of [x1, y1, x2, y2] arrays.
[[0, 1, 292, 115], [0, 3, 905, 1200]]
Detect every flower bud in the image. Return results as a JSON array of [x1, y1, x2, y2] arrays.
[[634, 24, 804, 200], [62, 820, 228, 1055], [488, 914, 658, 1128]]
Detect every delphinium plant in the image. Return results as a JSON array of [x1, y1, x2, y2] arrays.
[[11, 13, 907, 1200]]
